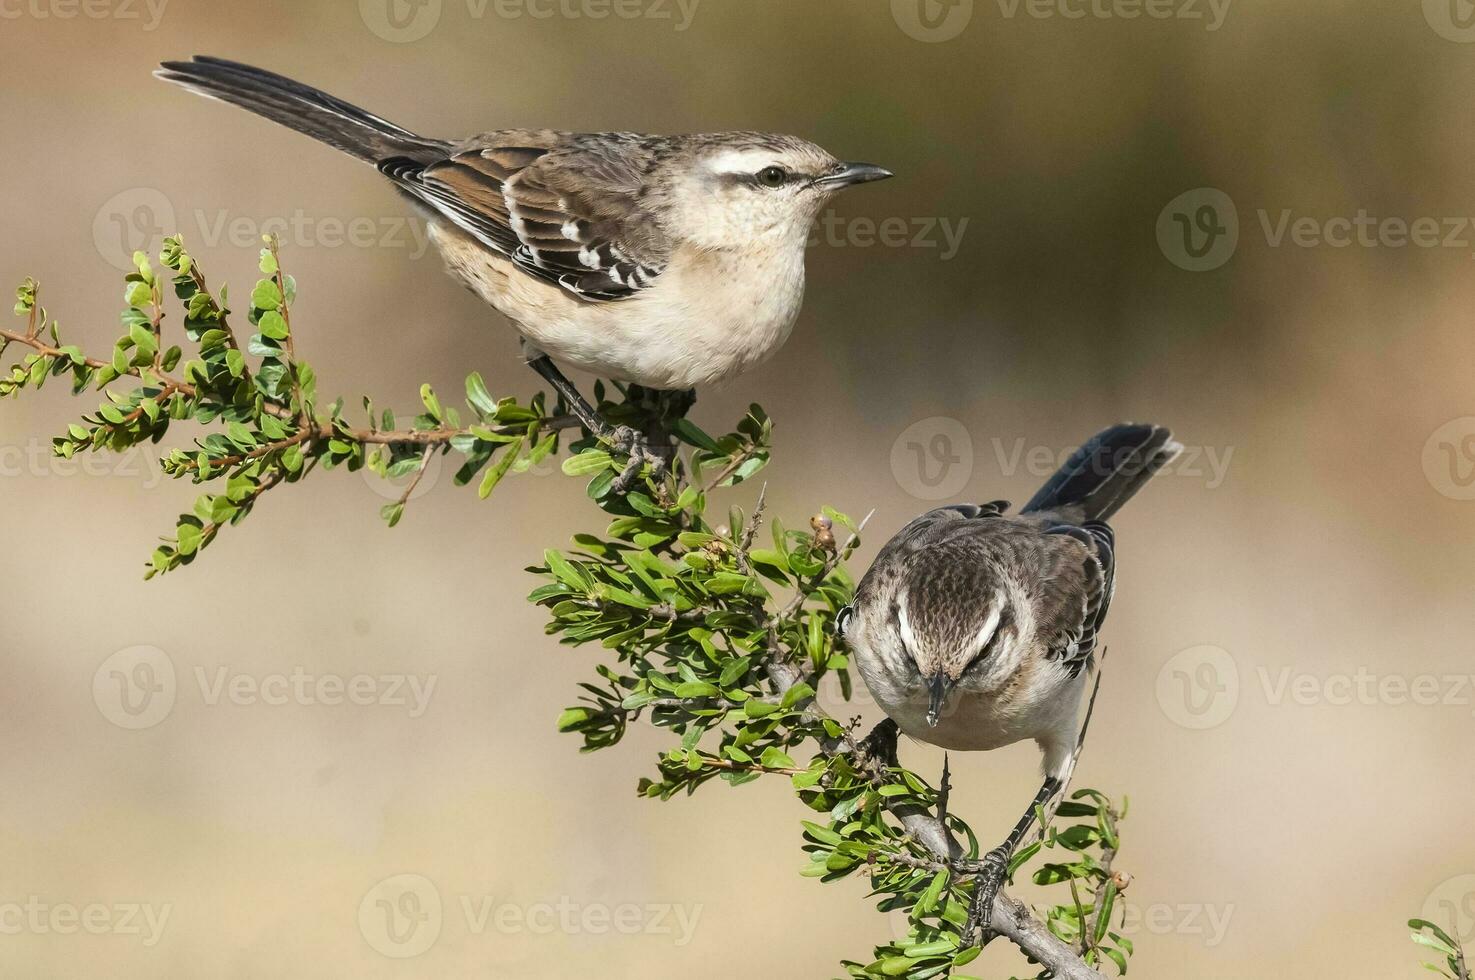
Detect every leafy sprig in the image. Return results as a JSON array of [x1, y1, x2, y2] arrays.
[[5, 240, 1131, 979], [538, 429, 1133, 978], [1411, 918, 1472, 979], [3, 237, 581, 576]]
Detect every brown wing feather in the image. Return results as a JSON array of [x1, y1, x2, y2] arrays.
[[380, 131, 673, 302]]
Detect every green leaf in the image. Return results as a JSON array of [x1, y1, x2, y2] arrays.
[[719, 656, 752, 687], [124, 281, 152, 309], [420, 383, 443, 421], [175, 523, 203, 556], [1411, 929, 1460, 958], [744, 699, 780, 719], [800, 821, 842, 846], [759, 748, 795, 769], [671, 418, 721, 452], [1410, 921, 1464, 956], [478, 437, 523, 498], [128, 320, 154, 349], [258, 310, 288, 340], [556, 707, 593, 731], [1095, 881, 1118, 944], [465, 372, 497, 416], [543, 550, 588, 590], [250, 279, 282, 311], [916, 869, 949, 915], [562, 450, 613, 476]]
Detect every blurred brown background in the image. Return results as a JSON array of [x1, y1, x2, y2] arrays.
[[4, 0, 1475, 976]]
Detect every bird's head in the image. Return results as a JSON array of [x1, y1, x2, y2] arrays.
[[661, 133, 891, 249], [902, 582, 1019, 727], [845, 559, 1021, 729]]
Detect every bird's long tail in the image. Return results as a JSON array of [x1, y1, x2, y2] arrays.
[[155, 56, 450, 165], [1022, 423, 1181, 523]]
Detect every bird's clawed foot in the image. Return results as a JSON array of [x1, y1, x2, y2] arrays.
[[856, 718, 900, 772], [962, 846, 1010, 947], [608, 424, 669, 494]]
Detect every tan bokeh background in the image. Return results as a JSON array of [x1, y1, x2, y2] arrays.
[[4, 0, 1475, 976]]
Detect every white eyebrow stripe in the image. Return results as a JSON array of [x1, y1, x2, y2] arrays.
[[704, 149, 781, 174], [972, 603, 1003, 655], [896, 592, 919, 656]]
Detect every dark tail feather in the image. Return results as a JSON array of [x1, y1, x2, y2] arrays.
[[155, 56, 449, 165], [1023, 423, 1181, 522]]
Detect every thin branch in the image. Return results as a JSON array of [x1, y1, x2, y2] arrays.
[[24, 284, 40, 340], [0, 324, 581, 457], [1081, 821, 1122, 958], [393, 445, 437, 510], [770, 508, 875, 637], [701, 439, 762, 493], [694, 755, 803, 777], [187, 263, 247, 365], [733, 482, 768, 578]]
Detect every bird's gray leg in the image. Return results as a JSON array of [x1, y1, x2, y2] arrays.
[[525, 355, 664, 492], [963, 776, 1062, 947], [526, 355, 607, 436]]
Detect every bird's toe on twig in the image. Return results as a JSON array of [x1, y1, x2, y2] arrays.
[[608, 425, 668, 493], [962, 847, 1010, 948], [856, 717, 900, 771]]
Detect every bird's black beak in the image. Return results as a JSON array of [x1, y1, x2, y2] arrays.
[[926, 674, 949, 728], [813, 162, 894, 190]]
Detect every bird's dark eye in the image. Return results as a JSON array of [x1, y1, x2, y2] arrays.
[[756, 166, 788, 188]]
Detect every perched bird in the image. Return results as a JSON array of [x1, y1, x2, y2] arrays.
[[839, 423, 1180, 942], [154, 57, 891, 483]]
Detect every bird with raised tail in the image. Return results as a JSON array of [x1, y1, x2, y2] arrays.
[[838, 423, 1181, 944], [154, 56, 892, 486]]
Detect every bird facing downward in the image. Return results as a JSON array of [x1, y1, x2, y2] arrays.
[[154, 57, 891, 401], [839, 423, 1181, 944]]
